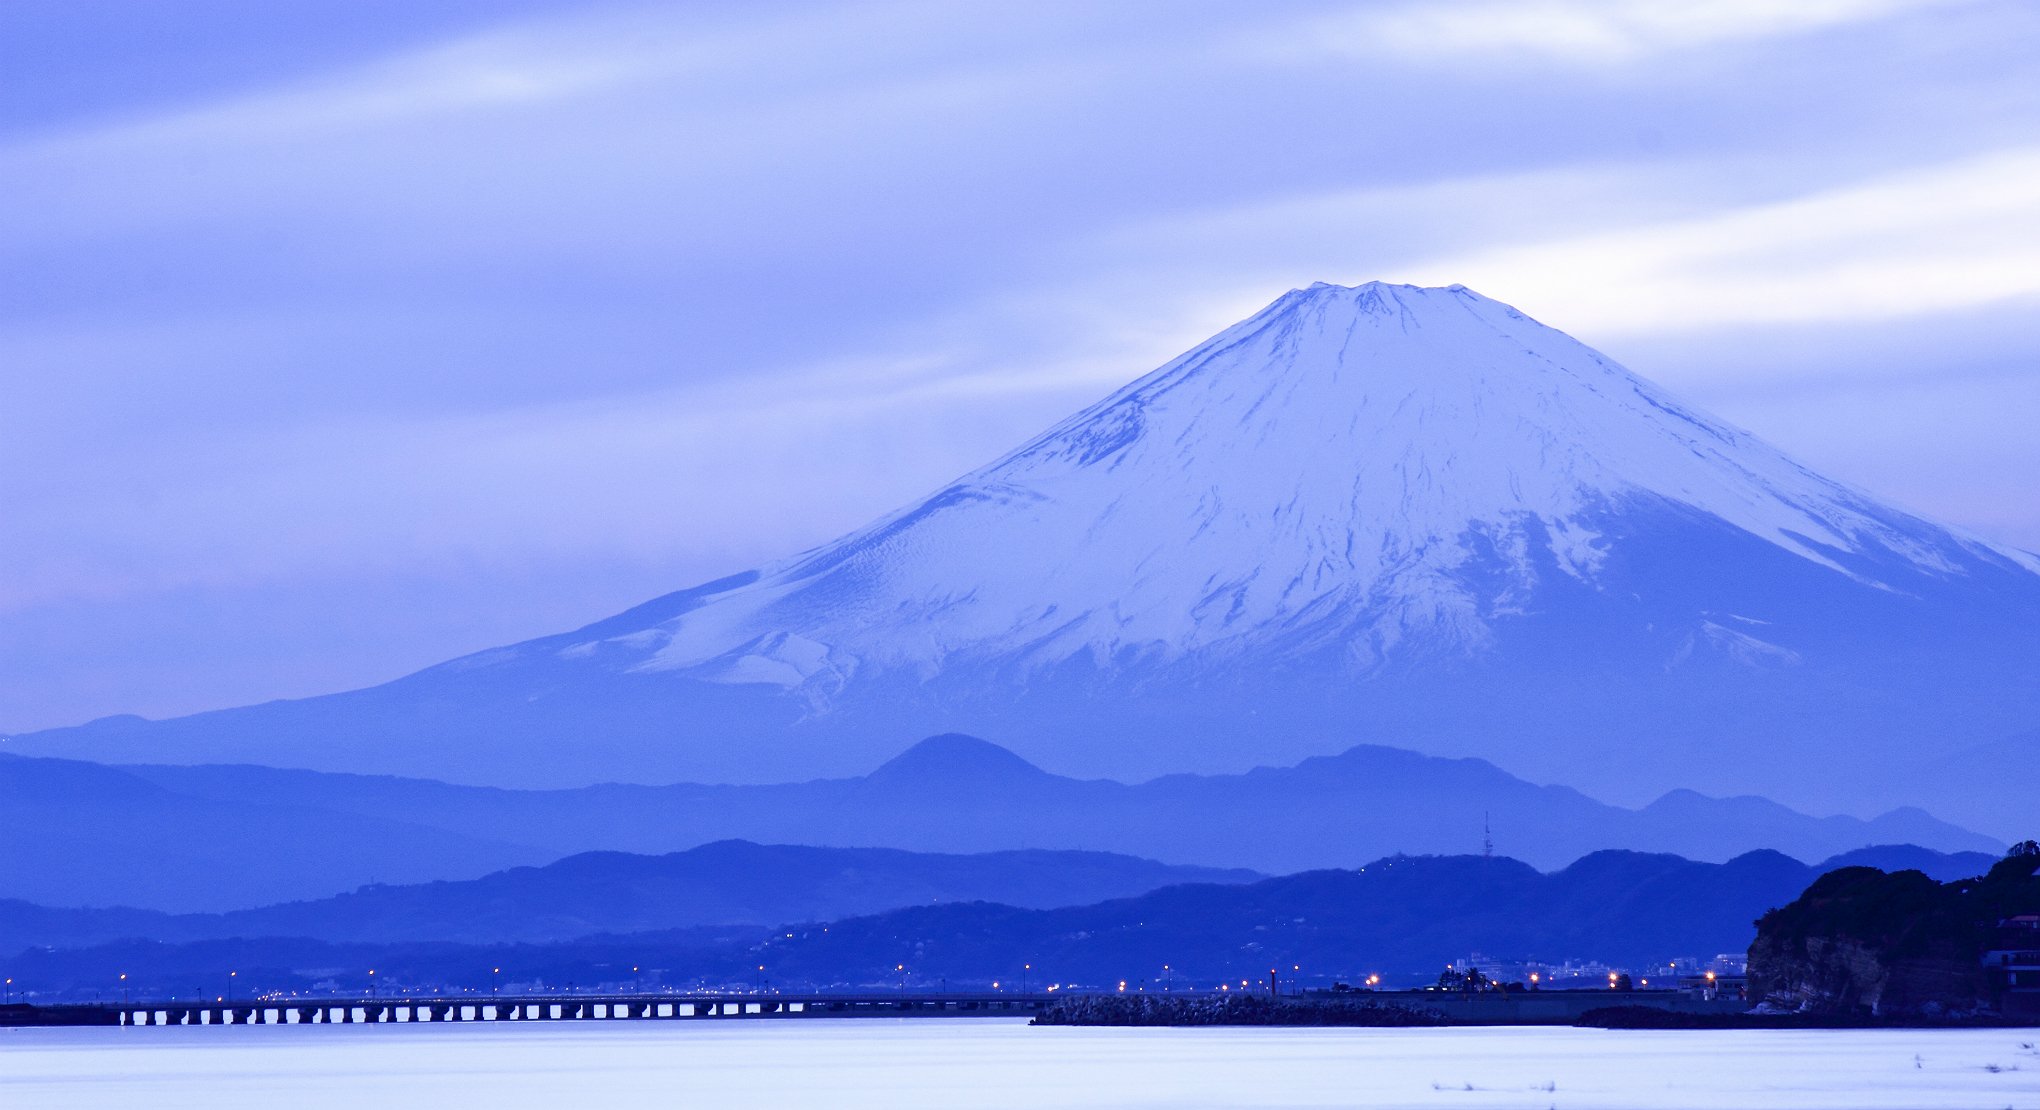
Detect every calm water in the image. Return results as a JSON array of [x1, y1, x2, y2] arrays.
[[3, 1018, 2036, 1108]]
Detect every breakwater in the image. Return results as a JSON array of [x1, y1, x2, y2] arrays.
[[1033, 994, 1447, 1027]]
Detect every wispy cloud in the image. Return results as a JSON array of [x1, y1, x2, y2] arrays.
[[1409, 146, 2040, 334], [1298, 0, 1967, 64]]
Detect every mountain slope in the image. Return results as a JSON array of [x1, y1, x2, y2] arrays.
[[0, 754, 543, 912], [14, 283, 2039, 822], [14, 847, 2000, 998], [0, 841, 1259, 951], [18, 735, 1992, 911]]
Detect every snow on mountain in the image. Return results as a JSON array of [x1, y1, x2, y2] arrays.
[[616, 282, 2032, 692], [14, 283, 2040, 829]]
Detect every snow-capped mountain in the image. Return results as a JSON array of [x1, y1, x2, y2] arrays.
[[632, 282, 2031, 686], [16, 283, 2040, 827]]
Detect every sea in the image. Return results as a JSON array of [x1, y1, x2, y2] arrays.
[[3, 1018, 2034, 1108]]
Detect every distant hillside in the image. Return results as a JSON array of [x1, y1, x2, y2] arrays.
[[3, 844, 1998, 1000], [709, 846, 1996, 990], [0, 754, 542, 911], [0, 842, 1257, 952], [0, 735, 1974, 911]]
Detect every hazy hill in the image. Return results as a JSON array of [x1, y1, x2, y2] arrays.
[[123, 734, 2001, 877], [0, 841, 1257, 952], [2, 735, 1996, 911], [6, 845, 2000, 1000], [713, 846, 2006, 989], [0, 754, 542, 911]]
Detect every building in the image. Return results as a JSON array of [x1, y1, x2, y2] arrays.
[[1984, 914, 2040, 1018]]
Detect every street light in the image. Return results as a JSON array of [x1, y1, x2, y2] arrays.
[[368, 969, 376, 998], [3, 977, 11, 1004], [227, 971, 236, 1004], [120, 973, 129, 1007], [1163, 964, 1171, 992], [492, 968, 501, 996]]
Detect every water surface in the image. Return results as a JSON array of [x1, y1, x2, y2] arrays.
[[4, 1018, 2035, 1108]]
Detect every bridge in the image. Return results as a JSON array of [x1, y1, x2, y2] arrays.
[[1, 993, 1050, 1028], [2, 988, 1749, 1029]]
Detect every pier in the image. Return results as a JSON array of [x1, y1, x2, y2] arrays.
[[1, 993, 1049, 1028], [1, 989, 1746, 1029]]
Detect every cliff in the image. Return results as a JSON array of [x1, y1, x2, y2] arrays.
[[1749, 844, 2040, 1016]]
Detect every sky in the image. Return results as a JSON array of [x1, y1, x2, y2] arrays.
[[3, 0, 2037, 732]]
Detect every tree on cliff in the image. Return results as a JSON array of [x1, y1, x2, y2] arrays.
[[1747, 842, 2040, 1016]]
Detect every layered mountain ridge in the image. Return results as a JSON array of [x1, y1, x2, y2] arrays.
[[0, 735, 2000, 913], [8, 845, 2009, 999], [14, 283, 2039, 827]]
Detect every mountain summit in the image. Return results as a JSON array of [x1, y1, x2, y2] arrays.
[[625, 282, 2033, 682], [18, 283, 2040, 825]]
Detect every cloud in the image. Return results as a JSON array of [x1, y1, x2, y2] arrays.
[[1300, 0, 1967, 64], [1406, 146, 2040, 335], [1006, 144, 2040, 376]]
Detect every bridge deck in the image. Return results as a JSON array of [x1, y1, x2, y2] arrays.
[[2, 994, 1047, 1028], [1, 989, 1747, 1029]]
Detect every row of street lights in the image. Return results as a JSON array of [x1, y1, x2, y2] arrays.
[[28, 960, 1398, 1004]]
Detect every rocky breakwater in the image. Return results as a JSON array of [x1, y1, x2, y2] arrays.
[[1031, 994, 1447, 1027], [1749, 842, 2039, 1019]]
